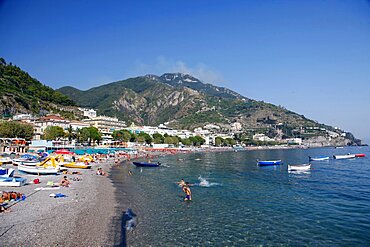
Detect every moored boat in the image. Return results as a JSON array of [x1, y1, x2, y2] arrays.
[[333, 154, 356, 160], [133, 161, 161, 167], [288, 163, 311, 171], [257, 160, 282, 166], [309, 156, 330, 161]]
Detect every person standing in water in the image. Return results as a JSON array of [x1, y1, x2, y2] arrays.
[[183, 183, 192, 201]]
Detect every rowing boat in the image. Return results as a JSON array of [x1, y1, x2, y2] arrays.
[[309, 156, 330, 161], [333, 154, 356, 160], [288, 163, 311, 171], [133, 161, 161, 167], [257, 160, 282, 166]]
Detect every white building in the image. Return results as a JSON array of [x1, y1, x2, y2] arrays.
[[69, 120, 91, 131], [82, 116, 126, 135], [285, 138, 303, 145], [231, 122, 242, 131], [33, 115, 71, 140], [253, 133, 275, 142], [79, 108, 97, 118]]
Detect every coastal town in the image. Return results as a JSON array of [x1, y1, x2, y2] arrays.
[[0, 107, 359, 154]]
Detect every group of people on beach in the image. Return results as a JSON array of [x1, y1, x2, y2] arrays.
[[177, 178, 192, 201]]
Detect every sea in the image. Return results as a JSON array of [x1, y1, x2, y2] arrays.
[[110, 146, 370, 246]]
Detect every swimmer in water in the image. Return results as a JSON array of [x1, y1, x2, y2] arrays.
[[176, 178, 186, 187]]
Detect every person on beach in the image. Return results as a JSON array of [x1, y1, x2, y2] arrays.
[[183, 183, 192, 201], [96, 168, 108, 176], [128, 170, 133, 176], [60, 176, 71, 187]]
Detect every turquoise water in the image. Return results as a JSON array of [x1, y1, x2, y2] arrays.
[[112, 146, 370, 246]]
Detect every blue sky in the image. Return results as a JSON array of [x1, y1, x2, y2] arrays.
[[1, 0, 370, 142]]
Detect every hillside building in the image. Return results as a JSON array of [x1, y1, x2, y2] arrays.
[[82, 116, 126, 136]]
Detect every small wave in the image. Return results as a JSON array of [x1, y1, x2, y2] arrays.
[[196, 176, 220, 187]]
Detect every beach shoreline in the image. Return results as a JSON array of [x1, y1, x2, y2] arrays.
[[0, 158, 117, 246]]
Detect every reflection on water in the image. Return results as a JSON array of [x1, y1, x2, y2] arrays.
[[112, 147, 370, 246]]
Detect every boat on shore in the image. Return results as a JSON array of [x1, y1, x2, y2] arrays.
[[333, 154, 356, 160], [133, 161, 161, 167], [18, 164, 60, 175], [288, 163, 311, 171], [257, 160, 282, 166], [0, 168, 15, 178], [0, 155, 12, 165], [62, 162, 91, 169], [309, 156, 330, 161], [17, 156, 61, 175], [0, 177, 27, 187]]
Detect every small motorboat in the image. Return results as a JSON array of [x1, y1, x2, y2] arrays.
[[257, 160, 282, 166], [0, 177, 27, 187], [288, 163, 311, 171], [333, 154, 356, 160], [355, 154, 366, 158], [133, 161, 161, 167], [309, 156, 330, 161]]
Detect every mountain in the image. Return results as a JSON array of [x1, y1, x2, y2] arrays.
[[0, 58, 76, 118], [58, 73, 351, 142]]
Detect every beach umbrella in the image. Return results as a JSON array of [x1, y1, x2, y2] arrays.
[[55, 149, 72, 154]]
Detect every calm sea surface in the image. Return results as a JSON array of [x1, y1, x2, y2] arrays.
[[111, 146, 370, 246]]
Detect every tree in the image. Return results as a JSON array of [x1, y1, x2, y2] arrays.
[[43, 126, 65, 140], [65, 125, 77, 141], [215, 137, 224, 146], [189, 136, 205, 146], [0, 120, 34, 140], [138, 132, 152, 144], [152, 133, 164, 144], [181, 138, 192, 146], [130, 133, 137, 142], [225, 138, 236, 146], [79, 126, 102, 146]]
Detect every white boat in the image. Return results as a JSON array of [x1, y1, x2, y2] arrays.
[[17, 156, 60, 175], [288, 163, 311, 171], [0, 177, 27, 187], [309, 156, 330, 161], [12, 154, 40, 166], [0, 156, 13, 164], [333, 154, 356, 160], [18, 164, 60, 175], [20, 160, 40, 166]]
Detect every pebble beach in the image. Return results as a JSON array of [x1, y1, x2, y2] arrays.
[[0, 158, 119, 247]]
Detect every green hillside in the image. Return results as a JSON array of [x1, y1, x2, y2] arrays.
[[0, 58, 75, 117]]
